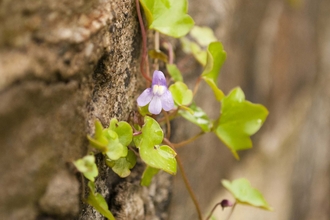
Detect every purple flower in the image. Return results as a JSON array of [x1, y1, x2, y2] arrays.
[[137, 70, 174, 115]]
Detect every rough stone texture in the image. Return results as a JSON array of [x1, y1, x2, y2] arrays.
[[0, 0, 171, 219]]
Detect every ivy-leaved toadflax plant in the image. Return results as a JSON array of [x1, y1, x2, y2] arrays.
[[137, 70, 174, 115]]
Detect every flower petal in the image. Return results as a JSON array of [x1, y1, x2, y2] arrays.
[[160, 90, 174, 111], [152, 70, 167, 87], [149, 96, 162, 115], [137, 88, 153, 106]]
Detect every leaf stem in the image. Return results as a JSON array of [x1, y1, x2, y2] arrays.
[[135, 0, 152, 83], [163, 110, 171, 139], [157, 108, 179, 123], [165, 41, 174, 64], [171, 132, 204, 148], [133, 131, 142, 136], [154, 31, 160, 70], [193, 76, 202, 96], [205, 202, 221, 220], [226, 203, 237, 220], [163, 139, 203, 220], [177, 154, 203, 220]]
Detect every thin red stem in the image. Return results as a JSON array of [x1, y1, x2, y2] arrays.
[[163, 111, 171, 139], [171, 132, 204, 148], [193, 76, 202, 96], [166, 41, 174, 64], [206, 202, 222, 220], [163, 139, 203, 220], [226, 203, 237, 220], [135, 0, 152, 83]]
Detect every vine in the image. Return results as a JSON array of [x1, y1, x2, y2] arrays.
[[73, 0, 273, 219]]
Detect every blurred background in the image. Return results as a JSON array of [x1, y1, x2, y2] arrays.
[[169, 0, 330, 219]]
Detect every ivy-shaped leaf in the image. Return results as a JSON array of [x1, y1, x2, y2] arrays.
[[169, 81, 193, 106], [214, 88, 268, 159], [201, 42, 226, 101], [109, 118, 133, 147], [180, 26, 218, 66], [222, 178, 273, 211], [190, 26, 217, 47], [87, 182, 115, 220], [191, 42, 207, 66], [137, 116, 177, 174], [166, 64, 183, 82], [87, 119, 132, 160], [141, 166, 160, 186], [73, 155, 98, 182], [104, 130, 128, 160], [179, 103, 212, 132], [106, 150, 137, 178], [140, 0, 194, 38]]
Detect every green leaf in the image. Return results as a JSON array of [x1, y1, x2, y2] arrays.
[[87, 120, 108, 151], [222, 178, 273, 211], [106, 150, 137, 178], [169, 81, 193, 106], [88, 118, 132, 160], [180, 37, 192, 53], [191, 42, 207, 66], [214, 87, 268, 159], [87, 135, 107, 152], [179, 103, 212, 132], [141, 166, 160, 186], [73, 155, 98, 182], [94, 120, 107, 145], [137, 116, 177, 174], [109, 118, 133, 147], [190, 26, 217, 47], [105, 130, 128, 160], [87, 182, 115, 220], [149, 49, 168, 63], [166, 64, 183, 82], [140, 0, 194, 38], [138, 104, 151, 116], [201, 42, 226, 101]]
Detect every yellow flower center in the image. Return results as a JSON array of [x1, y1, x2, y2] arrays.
[[152, 85, 166, 96]]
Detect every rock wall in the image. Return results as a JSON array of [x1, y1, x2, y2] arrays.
[[0, 0, 171, 219]]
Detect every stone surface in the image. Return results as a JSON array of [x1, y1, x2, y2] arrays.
[[0, 0, 171, 219]]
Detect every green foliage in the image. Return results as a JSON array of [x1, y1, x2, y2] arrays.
[[190, 43, 208, 66], [201, 42, 226, 101], [222, 178, 273, 211], [87, 182, 115, 220], [78, 2, 273, 218], [166, 64, 183, 82], [179, 103, 212, 132], [138, 104, 150, 116], [190, 26, 217, 47], [87, 119, 133, 160], [169, 81, 193, 106], [73, 155, 98, 182], [214, 88, 268, 159], [141, 166, 160, 186], [136, 116, 177, 174], [139, 0, 194, 38], [106, 150, 137, 178], [180, 26, 218, 66]]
